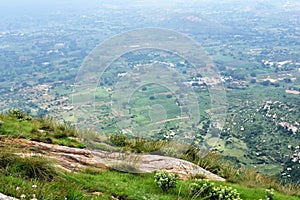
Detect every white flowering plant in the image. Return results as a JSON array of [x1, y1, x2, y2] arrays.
[[190, 179, 242, 200], [154, 170, 178, 192], [265, 188, 274, 200]]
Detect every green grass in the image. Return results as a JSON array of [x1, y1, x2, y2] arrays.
[[213, 181, 300, 200], [0, 175, 86, 200], [1, 112, 300, 199], [1, 167, 300, 200], [109, 134, 169, 153], [0, 150, 57, 181], [213, 55, 235, 62], [0, 111, 85, 148]]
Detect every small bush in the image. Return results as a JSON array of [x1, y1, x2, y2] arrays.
[[37, 116, 56, 131], [238, 168, 279, 190], [160, 147, 178, 157], [129, 138, 166, 153], [265, 188, 274, 200], [211, 185, 241, 200], [195, 151, 223, 174], [182, 150, 242, 183], [109, 134, 168, 153], [56, 123, 78, 138], [7, 109, 32, 121], [109, 134, 129, 147], [190, 179, 215, 198], [154, 170, 178, 192], [53, 130, 68, 139], [218, 163, 240, 183], [190, 179, 242, 200]]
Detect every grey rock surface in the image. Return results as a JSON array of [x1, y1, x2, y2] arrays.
[[23, 140, 225, 181], [0, 193, 18, 200]]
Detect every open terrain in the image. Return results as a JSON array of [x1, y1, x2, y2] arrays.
[[0, 113, 300, 199]]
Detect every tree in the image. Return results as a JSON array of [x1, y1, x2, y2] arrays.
[[284, 78, 292, 83], [149, 96, 155, 100], [250, 72, 257, 77], [142, 86, 147, 91], [261, 80, 270, 86]]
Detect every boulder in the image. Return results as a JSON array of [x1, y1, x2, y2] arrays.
[[22, 140, 225, 181], [0, 193, 18, 200]]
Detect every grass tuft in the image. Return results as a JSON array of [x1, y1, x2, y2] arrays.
[[0, 111, 85, 148], [0, 150, 57, 181]]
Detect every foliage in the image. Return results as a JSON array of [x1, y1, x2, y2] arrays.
[[109, 134, 168, 153], [218, 163, 240, 182], [154, 170, 178, 192], [190, 179, 215, 198], [279, 183, 300, 197], [190, 179, 241, 200], [0, 112, 85, 148], [195, 151, 224, 174], [179, 148, 300, 197], [222, 97, 300, 184], [212, 185, 242, 200], [266, 188, 274, 200], [0, 111, 300, 199], [109, 134, 128, 147], [7, 109, 32, 121], [181, 149, 241, 183], [0, 151, 299, 199], [0, 150, 57, 181]]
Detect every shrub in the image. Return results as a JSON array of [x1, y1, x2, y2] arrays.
[[109, 134, 168, 153], [37, 116, 56, 131], [211, 185, 241, 200], [56, 123, 78, 138], [196, 151, 223, 174], [265, 188, 274, 200], [154, 170, 178, 192], [237, 168, 279, 190], [149, 96, 155, 100], [129, 138, 166, 153], [190, 179, 242, 200], [160, 147, 178, 157], [190, 179, 215, 198], [109, 134, 129, 147], [7, 109, 32, 121], [218, 163, 240, 183]]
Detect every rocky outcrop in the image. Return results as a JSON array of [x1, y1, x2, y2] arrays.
[[21, 140, 225, 181], [0, 193, 18, 200]]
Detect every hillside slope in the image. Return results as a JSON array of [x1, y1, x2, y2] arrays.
[[0, 111, 300, 199]]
